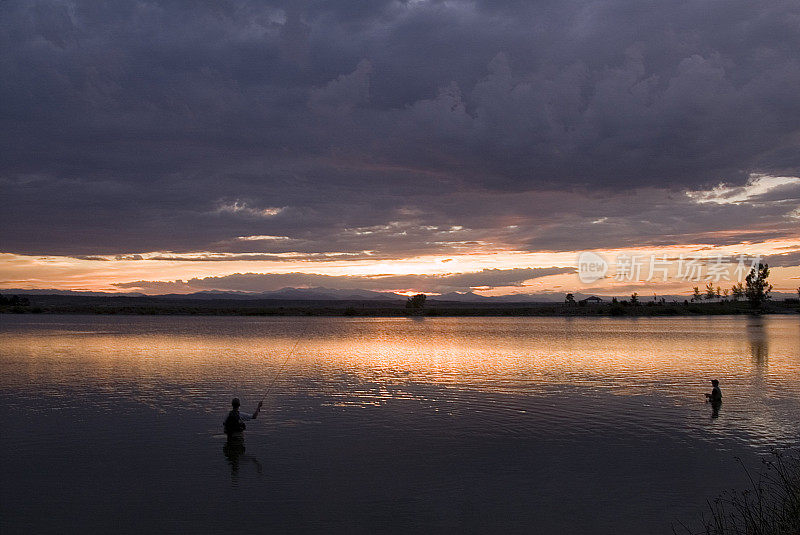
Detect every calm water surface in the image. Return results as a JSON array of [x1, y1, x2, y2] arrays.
[[1, 315, 798, 534]]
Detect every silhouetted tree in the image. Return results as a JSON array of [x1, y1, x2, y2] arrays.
[[630, 292, 639, 305], [692, 286, 701, 302], [405, 293, 427, 309], [731, 282, 744, 301], [705, 282, 715, 300], [745, 263, 772, 309], [0, 294, 29, 306], [565, 293, 575, 305]]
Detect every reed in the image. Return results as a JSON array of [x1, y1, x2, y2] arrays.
[[676, 449, 800, 535]]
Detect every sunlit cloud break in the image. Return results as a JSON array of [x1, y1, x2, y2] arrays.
[[215, 202, 285, 218], [236, 235, 292, 242], [686, 175, 800, 205]]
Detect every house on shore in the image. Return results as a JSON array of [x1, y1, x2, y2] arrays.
[[579, 296, 604, 305]]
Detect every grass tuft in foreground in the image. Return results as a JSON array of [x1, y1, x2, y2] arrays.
[[676, 449, 800, 535]]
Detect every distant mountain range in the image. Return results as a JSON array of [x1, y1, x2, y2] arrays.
[[0, 287, 573, 302], [1, 287, 796, 302], [2, 287, 555, 302], [173, 288, 409, 301], [0, 287, 403, 301]]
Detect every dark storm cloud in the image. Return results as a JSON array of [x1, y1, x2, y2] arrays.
[[114, 267, 574, 293], [764, 249, 800, 268], [1, 0, 799, 256]]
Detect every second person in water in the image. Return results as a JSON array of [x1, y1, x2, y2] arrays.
[[705, 379, 722, 403]]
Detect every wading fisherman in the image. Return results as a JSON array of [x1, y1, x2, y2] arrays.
[[705, 379, 722, 403], [223, 397, 263, 436]]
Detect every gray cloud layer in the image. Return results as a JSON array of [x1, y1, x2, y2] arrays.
[[114, 267, 574, 293], [1, 0, 799, 257]]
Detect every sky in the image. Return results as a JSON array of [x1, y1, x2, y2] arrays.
[[1, 0, 799, 297]]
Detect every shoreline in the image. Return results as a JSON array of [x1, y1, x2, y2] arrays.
[[1, 294, 797, 317]]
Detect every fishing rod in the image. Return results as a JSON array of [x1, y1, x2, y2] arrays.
[[260, 323, 309, 405]]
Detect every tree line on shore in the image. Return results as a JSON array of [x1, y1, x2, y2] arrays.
[[565, 263, 799, 312]]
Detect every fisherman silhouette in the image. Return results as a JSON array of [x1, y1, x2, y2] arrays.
[[222, 398, 264, 481], [223, 397, 262, 437], [705, 379, 722, 418], [704, 379, 722, 402]]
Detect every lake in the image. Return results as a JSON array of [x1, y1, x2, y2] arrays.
[[1, 314, 798, 534]]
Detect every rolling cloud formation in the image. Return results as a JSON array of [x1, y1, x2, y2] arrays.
[[1, 0, 798, 266]]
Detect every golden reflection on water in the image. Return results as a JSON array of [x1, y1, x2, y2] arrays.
[[2, 316, 798, 409]]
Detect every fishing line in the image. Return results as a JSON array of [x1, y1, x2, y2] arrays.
[[260, 322, 309, 405]]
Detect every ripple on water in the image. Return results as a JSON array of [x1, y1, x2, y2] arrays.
[[1, 315, 799, 534]]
